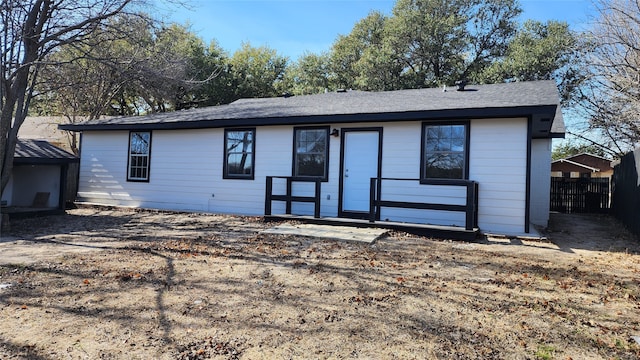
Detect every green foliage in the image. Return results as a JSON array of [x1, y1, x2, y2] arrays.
[[385, 0, 470, 87], [38, 14, 153, 117], [177, 39, 234, 108], [282, 52, 332, 95], [479, 20, 581, 104], [153, 23, 216, 109], [463, 0, 522, 80], [351, 43, 404, 91], [37, 15, 238, 119], [329, 11, 392, 90], [32, 0, 583, 121], [323, 0, 522, 91], [306, 0, 578, 98], [229, 42, 288, 99]]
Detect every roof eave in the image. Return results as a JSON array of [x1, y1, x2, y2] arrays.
[[551, 158, 600, 172], [14, 157, 79, 165], [548, 132, 566, 139], [58, 105, 559, 133]]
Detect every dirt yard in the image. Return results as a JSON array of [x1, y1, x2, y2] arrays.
[[0, 207, 639, 359]]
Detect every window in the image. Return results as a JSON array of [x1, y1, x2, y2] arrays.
[[127, 131, 151, 182], [293, 127, 329, 181], [421, 122, 468, 180], [224, 128, 255, 179]]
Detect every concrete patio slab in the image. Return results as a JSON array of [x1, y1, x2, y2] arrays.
[[261, 223, 388, 244]]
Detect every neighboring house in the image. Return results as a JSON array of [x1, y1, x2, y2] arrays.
[[551, 153, 613, 179], [1, 139, 79, 215], [60, 80, 565, 237], [19, 116, 76, 152]]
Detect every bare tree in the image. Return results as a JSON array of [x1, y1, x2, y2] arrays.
[[34, 17, 224, 155], [576, 0, 640, 156], [0, 0, 144, 196]]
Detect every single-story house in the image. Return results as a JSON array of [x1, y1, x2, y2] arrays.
[[1, 139, 79, 216], [551, 153, 613, 179], [18, 116, 76, 151], [59, 80, 565, 237]]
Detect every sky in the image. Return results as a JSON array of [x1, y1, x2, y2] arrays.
[[158, 0, 596, 61]]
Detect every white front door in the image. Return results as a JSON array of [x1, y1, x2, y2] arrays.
[[340, 130, 380, 216]]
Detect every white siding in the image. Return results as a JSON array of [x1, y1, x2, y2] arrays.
[[78, 118, 532, 234], [78, 128, 341, 217], [78, 131, 129, 205], [79, 130, 218, 211], [376, 122, 466, 226], [469, 118, 528, 234], [216, 126, 287, 215], [529, 138, 552, 227]]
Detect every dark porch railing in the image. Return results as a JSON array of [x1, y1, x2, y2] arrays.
[[264, 176, 478, 231], [369, 178, 479, 231], [265, 176, 322, 218]]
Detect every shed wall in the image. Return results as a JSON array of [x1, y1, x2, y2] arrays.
[[11, 165, 61, 207]]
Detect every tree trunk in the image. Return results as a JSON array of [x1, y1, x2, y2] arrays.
[[0, 100, 16, 197], [0, 0, 49, 196]]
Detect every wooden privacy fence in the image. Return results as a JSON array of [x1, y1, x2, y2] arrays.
[[550, 177, 610, 214], [611, 149, 640, 238]]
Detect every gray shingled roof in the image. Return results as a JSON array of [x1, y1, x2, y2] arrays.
[[59, 80, 565, 137], [14, 139, 78, 164]]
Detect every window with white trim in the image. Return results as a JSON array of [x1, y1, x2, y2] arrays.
[[127, 131, 151, 182]]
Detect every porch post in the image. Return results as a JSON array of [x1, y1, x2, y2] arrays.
[[314, 178, 321, 218], [473, 182, 479, 228], [286, 177, 292, 215], [465, 181, 478, 230], [369, 178, 377, 223], [265, 176, 273, 215]]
